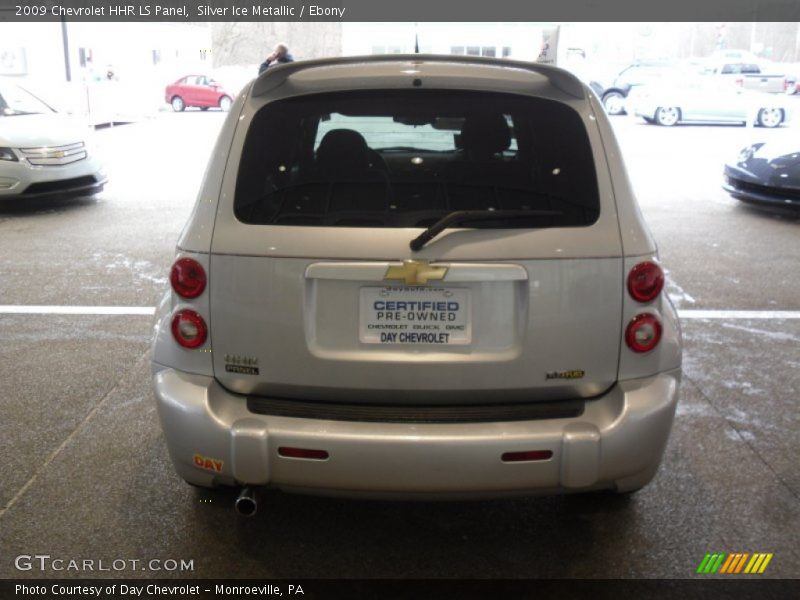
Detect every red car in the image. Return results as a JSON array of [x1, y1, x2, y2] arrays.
[[165, 75, 234, 112]]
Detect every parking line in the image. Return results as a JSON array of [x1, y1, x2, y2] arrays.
[[678, 310, 800, 319], [0, 307, 799, 319], [0, 305, 155, 315]]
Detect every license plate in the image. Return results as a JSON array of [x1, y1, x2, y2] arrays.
[[359, 286, 471, 345]]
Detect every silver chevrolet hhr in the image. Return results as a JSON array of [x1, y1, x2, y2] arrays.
[[151, 55, 681, 515]]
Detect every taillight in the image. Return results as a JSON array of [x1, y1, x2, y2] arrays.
[[171, 309, 207, 349], [625, 314, 662, 353], [170, 258, 206, 299], [627, 261, 664, 303]]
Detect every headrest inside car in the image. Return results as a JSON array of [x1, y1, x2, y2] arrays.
[[316, 129, 371, 175], [460, 113, 512, 159]]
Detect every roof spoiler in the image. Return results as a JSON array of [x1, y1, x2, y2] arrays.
[[251, 54, 586, 99]]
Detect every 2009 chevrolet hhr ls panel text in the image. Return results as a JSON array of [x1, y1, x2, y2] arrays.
[[151, 56, 682, 513]]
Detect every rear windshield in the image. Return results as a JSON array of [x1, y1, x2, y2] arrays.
[[234, 90, 600, 228]]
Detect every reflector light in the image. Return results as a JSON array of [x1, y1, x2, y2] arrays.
[[278, 447, 329, 460], [627, 261, 664, 303], [625, 313, 662, 353], [171, 309, 208, 349], [501, 450, 553, 462], [170, 257, 206, 299]]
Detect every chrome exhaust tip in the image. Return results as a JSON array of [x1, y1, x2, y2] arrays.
[[235, 486, 259, 517]]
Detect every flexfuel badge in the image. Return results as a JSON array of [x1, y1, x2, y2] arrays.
[[546, 369, 585, 380]]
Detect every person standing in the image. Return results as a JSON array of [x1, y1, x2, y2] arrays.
[[258, 43, 294, 74]]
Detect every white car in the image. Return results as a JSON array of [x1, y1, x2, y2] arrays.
[[0, 80, 106, 200], [630, 74, 790, 127], [151, 56, 682, 515]]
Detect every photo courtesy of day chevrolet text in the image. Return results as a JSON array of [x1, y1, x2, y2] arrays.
[[14, 583, 303, 597]]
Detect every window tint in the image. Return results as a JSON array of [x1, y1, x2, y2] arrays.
[[234, 90, 600, 229], [720, 63, 761, 75]]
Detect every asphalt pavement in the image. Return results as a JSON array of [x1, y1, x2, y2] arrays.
[[0, 108, 798, 579]]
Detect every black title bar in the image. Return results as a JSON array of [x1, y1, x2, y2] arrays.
[[2, 579, 800, 600], [2, 0, 800, 22]]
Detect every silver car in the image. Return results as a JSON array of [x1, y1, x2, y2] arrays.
[[0, 79, 107, 201], [631, 74, 790, 127], [151, 56, 682, 514]]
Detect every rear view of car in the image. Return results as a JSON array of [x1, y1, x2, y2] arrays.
[[151, 56, 681, 512], [0, 80, 106, 201]]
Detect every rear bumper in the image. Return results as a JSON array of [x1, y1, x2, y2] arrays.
[[152, 367, 680, 498]]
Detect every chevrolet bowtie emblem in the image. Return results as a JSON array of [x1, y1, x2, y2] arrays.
[[384, 260, 448, 285]]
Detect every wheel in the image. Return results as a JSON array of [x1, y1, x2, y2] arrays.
[[655, 106, 680, 126], [602, 90, 626, 115], [219, 96, 232, 112], [171, 96, 185, 112], [757, 107, 783, 128], [200, 106, 209, 111]]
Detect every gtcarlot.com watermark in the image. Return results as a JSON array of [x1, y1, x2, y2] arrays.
[[14, 554, 194, 573]]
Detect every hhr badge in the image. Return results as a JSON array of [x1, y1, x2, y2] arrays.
[[224, 354, 259, 375], [384, 260, 448, 286]]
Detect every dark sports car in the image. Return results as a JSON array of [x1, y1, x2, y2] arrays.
[[723, 142, 800, 211]]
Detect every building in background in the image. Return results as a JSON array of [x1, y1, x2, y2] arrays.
[[2, 21, 798, 122], [1, 22, 212, 122], [342, 22, 546, 60]]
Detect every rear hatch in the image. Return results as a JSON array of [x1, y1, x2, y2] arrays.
[[209, 83, 623, 404]]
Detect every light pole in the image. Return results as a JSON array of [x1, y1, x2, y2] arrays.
[[60, 16, 72, 82]]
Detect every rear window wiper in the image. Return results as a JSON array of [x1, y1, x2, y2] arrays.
[[409, 209, 564, 251]]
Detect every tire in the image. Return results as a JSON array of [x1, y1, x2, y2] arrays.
[[602, 90, 626, 115], [219, 95, 232, 112], [655, 106, 680, 126], [171, 96, 185, 112], [757, 107, 783, 128]]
